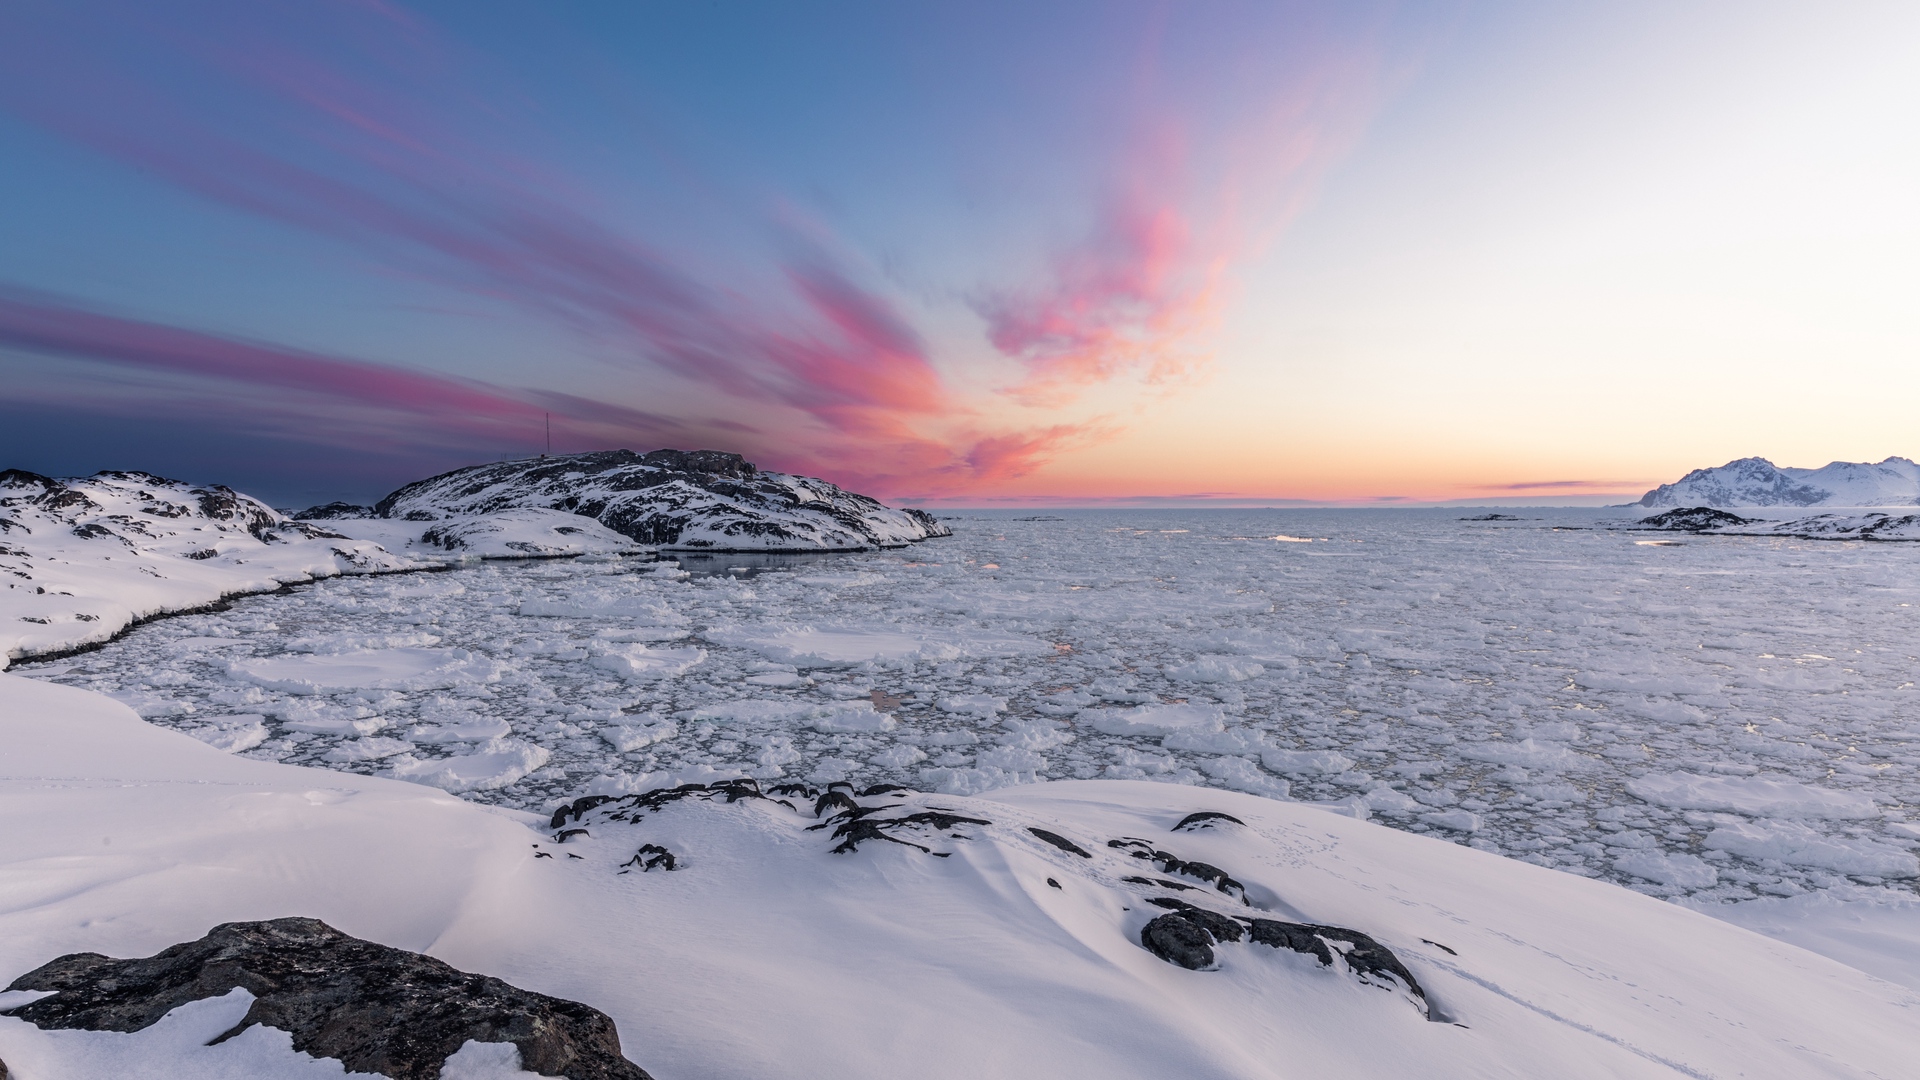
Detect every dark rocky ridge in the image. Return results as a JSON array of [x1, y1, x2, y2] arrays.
[[371, 449, 950, 552], [292, 500, 376, 520], [2, 917, 651, 1080], [1636, 507, 1754, 531]]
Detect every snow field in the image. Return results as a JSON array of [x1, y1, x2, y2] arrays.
[[3, 672, 1916, 1080]]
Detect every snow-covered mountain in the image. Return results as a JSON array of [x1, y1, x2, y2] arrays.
[[372, 449, 951, 552], [1638, 456, 1920, 507], [1, 470, 422, 663]]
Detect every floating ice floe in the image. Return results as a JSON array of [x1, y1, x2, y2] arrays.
[[228, 647, 504, 694], [1626, 773, 1882, 819]]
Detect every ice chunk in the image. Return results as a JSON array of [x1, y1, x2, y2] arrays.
[[182, 713, 269, 753], [1614, 851, 1720, 888], [1458, 739, 1576, 770], [1704, 820, 1920, 877], [1086, 703, 1226, 737], [708, 625, 1045, 667], [1627, 773, 1880, 819], [1164, 656, 1264, 683], [601, 715, 679, 751], [388, 739, 551, 792], [323, 736, 415, 763], [589, 644, 707, 680], [1199, 755, 1290, 798], [937, 693, 1006, 716], [410, 716, 513, 743], [685, 699, 895, 733], [228, 648, 500, 694], [1421, 809, 1483, 832], [1261, 748, 1356, 776]]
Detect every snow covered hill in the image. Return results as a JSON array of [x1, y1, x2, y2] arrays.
[[3, 672, 1916, 1080], [373, 449, 951, 552], [1638, 456, 1920, 507], [0, 470, 424, 665]]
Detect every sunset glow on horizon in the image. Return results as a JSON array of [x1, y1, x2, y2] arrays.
[[2, 1, 1916, 507]]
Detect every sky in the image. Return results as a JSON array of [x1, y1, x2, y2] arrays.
[[1, 0, 1916, 509]]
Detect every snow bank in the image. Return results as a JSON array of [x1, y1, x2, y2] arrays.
[[0, 469, 425, 665], [317, 508, 644, 559], [4, 673, 1919, 1079]]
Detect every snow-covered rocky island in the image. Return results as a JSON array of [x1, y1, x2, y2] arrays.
[[4, 479, 1920, 1077], [351, 449, 950, 553]]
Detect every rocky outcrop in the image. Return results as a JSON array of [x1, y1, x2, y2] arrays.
[[1, 917, 651, 1080], [550, 781, 1428, 1016], [1636, 507, 1754, 531], [1627, 507, 1920, 542], [292, 501, 376, 519], [372, 449, 950, 552]]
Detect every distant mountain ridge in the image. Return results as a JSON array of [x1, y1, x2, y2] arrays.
[[1638, 456, 1920, 507]]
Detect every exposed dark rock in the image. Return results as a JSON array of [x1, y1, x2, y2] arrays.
[[1108, 838, 1246, 902], [1172, 811, 1246, 832], [290, 501, 376, 520], [1460, 513, 1520, 521], [1637, 507, 1754, 531], [1123, 875, 1195, 891], [1135, 903, 1427, 1013], [621, 844, 677, 872], [822, 809, 992, 856], [1140, 913, 1220, 970], [1027, 827, 1093, 857], [0, 917, 650, 1079], [1245, 919, 1426, 1005], [814, 791, 862, 820], [1142, 898, 1245, 944]]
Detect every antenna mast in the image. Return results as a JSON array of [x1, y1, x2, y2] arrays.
[[544, 413, 551, 457]]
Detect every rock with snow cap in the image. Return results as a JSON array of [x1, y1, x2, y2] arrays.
[[2, 917, 651, 1080]]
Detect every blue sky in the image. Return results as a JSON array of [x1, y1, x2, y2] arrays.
[[1, 1, 1914, 507]]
